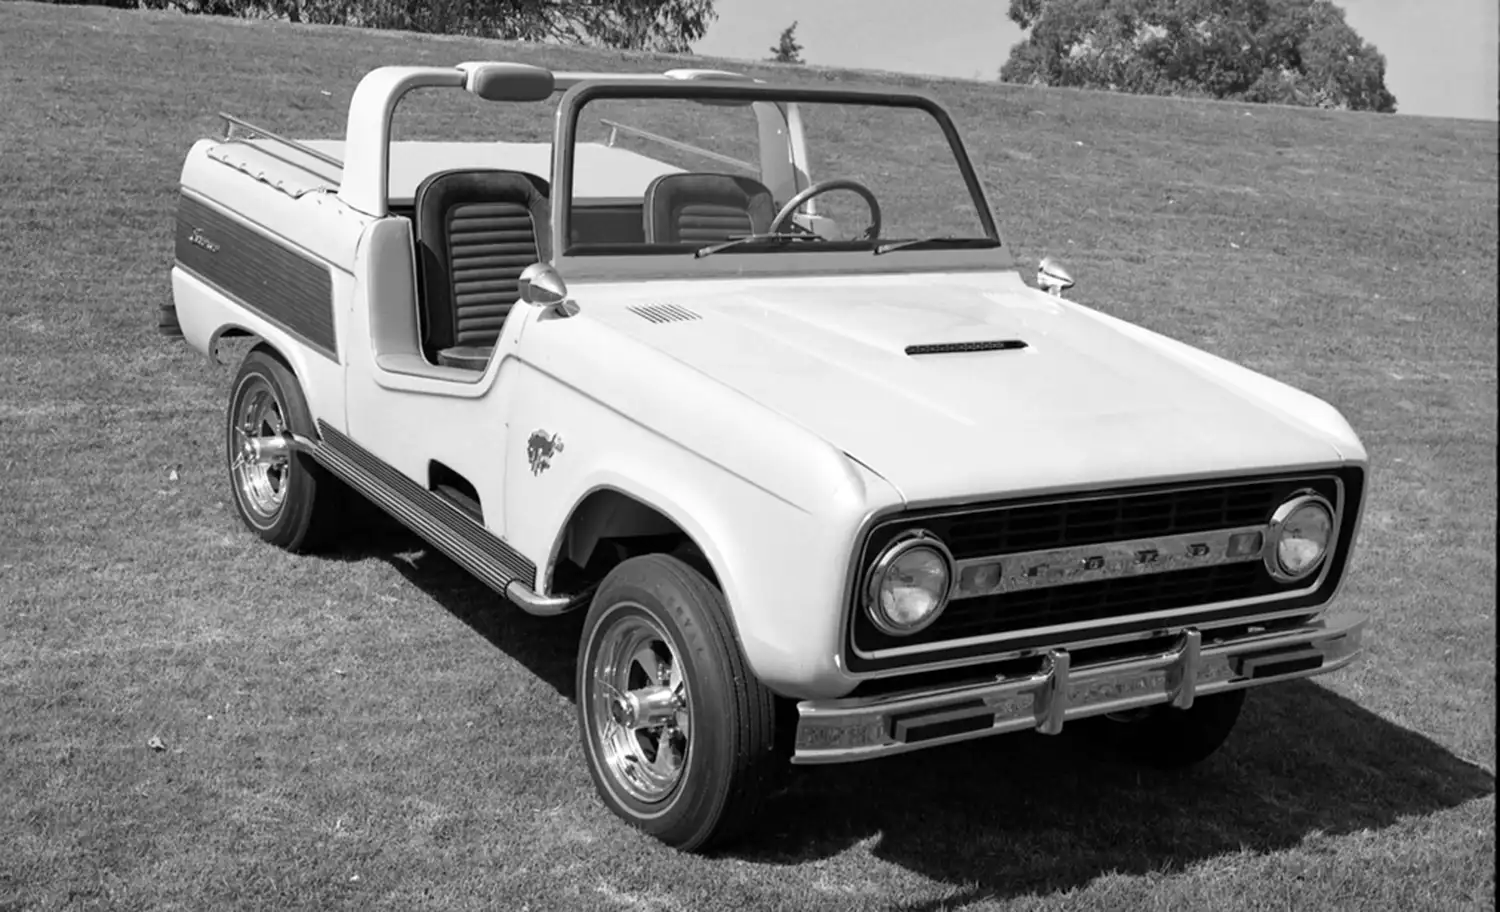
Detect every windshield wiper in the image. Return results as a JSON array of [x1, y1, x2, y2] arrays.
[[873, 236, 1000, 255], [694, 232, 819, 258]]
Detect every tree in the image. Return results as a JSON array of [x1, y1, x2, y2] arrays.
[[998, 0, 1397, 113], [768, 20, 804, 64], [138, 0, 717, 53]]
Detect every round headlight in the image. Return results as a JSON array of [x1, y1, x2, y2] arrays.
[[1266, 493, 1335, 582], [866, 532, 954, 635]]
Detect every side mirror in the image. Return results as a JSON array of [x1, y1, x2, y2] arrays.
[[1037, 257, 1075, 297], [518, 263, 578, 319]]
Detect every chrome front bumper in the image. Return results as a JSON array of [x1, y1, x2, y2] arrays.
[[793, 611, 1365, 764]]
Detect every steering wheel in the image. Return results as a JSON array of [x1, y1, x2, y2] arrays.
[[768, 178, 882, 241]]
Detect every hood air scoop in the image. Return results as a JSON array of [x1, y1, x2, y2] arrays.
[[905, 339, 1028, 356]]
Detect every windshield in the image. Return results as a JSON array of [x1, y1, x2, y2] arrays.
[[557, 85, 999, 259]]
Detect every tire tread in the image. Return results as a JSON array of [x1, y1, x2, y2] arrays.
[[580, 553, 779, 852], [228, 349, 343, 553]]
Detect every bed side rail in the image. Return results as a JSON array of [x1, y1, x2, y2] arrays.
[[206, 113, 344, 199], [220, 113, 345, 171]]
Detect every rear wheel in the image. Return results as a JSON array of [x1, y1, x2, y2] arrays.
[[577, 554, 779, 851], [1085, 690, 1246, 769], [226, 349, 340, 552]]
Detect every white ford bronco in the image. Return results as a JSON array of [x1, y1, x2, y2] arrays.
[[162, 62, 1369, 851]]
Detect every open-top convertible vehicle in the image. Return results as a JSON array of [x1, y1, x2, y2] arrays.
[[162, 61, 1369, 851]]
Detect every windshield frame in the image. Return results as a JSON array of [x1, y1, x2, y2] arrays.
[[548, 78, 1009, 281]]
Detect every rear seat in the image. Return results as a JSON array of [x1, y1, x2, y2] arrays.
[[413, 169, 550, 370]]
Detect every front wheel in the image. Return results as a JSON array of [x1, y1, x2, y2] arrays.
[[576, 554, 779, 851], [1083, 689, 1247, 769]]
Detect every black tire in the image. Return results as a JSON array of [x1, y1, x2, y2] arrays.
[[1083, 689, 1246, 770], [225, 348, 340, 552], [576, 554, 779, 851]]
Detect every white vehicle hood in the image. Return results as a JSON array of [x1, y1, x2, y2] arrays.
[[578, 270, 1348, 504]]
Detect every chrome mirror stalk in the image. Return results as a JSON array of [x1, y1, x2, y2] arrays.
[[1037, 256, 1075, 297]]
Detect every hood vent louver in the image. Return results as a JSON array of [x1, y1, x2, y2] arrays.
[[905, 340, 1028, 356], [629, 303, 702, 324]]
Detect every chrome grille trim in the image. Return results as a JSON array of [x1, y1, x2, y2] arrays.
[[950, 524, 1268, 599]]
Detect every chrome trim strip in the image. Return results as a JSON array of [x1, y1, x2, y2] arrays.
[[856, 586, 1324, 662], [796, 611, 1365, 763], [504, 580, 575, 616], [950, 524, 1268, 599], [311, 421, 582, 616], [846, 473, 1347, 670]]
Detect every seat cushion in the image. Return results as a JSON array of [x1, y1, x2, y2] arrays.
[[642, 173, 776, 244], [414, 170, 550, 364], [435, 345, 493, 371]]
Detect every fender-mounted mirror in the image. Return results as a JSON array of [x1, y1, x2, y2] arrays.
[[1037, 257, 1076, 297], [519, 263, 578, 319]]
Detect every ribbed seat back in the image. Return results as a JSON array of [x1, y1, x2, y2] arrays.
[[643, 173, 775, 244], [673, 203, 755, 245], [447, 200, 540, 346], [414, 170, 550, 367]]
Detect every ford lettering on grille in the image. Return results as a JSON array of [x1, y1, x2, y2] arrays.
[[953, 525, 1267, 599]]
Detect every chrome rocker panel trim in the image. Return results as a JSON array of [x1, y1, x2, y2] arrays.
[[302, 423, 578, 616], [793, 610, 1365, 764]]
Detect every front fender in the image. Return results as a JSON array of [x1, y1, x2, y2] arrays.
[[500, 324, 902, 699]]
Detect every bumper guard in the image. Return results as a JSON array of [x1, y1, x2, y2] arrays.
[[793, 611, 1365, 764]]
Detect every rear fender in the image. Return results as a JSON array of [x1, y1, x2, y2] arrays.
[[171, 265, 348, 433]]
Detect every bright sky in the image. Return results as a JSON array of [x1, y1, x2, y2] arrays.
[[694, 0, 1499, 121]]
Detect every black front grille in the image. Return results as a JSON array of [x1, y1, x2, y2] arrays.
[[848, 470, 1361, 672], [939, 479, 1298, 560]]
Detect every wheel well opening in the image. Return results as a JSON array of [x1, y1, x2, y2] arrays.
[[213, 326, 263, 367], [553, 490, 716, 594]]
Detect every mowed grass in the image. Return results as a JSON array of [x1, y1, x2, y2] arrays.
[[0, 3, 1495, 909]]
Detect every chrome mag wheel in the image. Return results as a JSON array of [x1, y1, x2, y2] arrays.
[[588, 608, 692, 804], [224, 349, 341, 553], [230, 376, 292, 522], [576, 554, 779, 850]]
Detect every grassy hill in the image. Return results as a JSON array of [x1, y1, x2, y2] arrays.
[[0, 2, 1494, 910]]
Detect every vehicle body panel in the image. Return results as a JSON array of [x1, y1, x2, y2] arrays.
[[568, 270, 1359, 506]]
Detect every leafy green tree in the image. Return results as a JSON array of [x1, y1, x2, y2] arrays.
[[999, 0, 1397, 112], [768, 20, 804, 64], [138, 0, 717, 52]]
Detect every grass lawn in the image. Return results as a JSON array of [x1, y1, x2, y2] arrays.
[[0, 3, 1495, 909]]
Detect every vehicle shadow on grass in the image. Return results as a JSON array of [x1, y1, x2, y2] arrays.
[[327, 506, 585, 698], [739, 683, 1496, 903], [329, 511, 1494, 902]]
